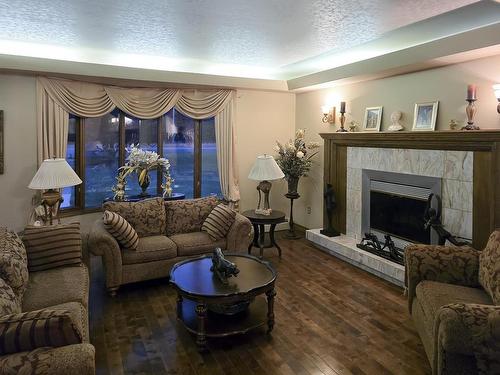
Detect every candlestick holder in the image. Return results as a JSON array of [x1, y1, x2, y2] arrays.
[[462, 99, 480, 130], [336, 112, 348, 132]]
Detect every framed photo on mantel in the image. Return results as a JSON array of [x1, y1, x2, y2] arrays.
[[412, 101, 439, 131], [0, 110, 3, 174], [362, 106, 383, 132]]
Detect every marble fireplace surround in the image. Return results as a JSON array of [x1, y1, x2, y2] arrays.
[[306, 131, 500, 286]]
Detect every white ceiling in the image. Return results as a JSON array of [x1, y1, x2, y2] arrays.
[[0, 0, 480, 80]]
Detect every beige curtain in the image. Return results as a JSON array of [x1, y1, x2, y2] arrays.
[[214, 94, 240, 206], [104, 86, 181, 119], [175, 90, 233, 119], [36, 77, 240, 204], [36, 80, 69, 164]]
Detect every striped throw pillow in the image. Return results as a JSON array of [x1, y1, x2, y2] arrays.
[[103, 210, 139, 250], [201, 204, 236, 241], [22, 223, 82, 272], [0, 308, 82, 355]]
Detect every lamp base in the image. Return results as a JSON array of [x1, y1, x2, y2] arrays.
[[41, 189, 63, 225], [255, 208, 272, 216]]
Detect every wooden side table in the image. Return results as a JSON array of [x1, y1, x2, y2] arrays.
[[242, 210, 286, 259]]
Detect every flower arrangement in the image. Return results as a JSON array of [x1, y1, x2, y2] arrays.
[[114, 145, 173, 198], [275, 129, 320, 182]]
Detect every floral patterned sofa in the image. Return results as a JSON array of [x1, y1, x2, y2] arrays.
[[0, 225, 95, 375], [405, 229, 500, 375], [88, 196, 253, 296]]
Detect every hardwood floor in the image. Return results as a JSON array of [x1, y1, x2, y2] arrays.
[[89, 234, 431, 375]]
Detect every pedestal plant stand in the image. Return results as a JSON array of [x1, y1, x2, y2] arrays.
[[284, 177, 301, 239]]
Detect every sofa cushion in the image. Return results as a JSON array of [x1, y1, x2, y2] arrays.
[[0, 228, 28, 299], [415, 281, 492, 320], [23, 223, 82, 272], [121, 236, 177, 265], [22, 265, 89, 312], [165, 196, 219, 236], [479, 229, 500, 304], [103, 210, 139, 250], [0, 306, 83, 355], [202, 204, 236, 240], [0, 278, 21, 316], [103, 197, 166, 237], [170, 232, 226, 257]]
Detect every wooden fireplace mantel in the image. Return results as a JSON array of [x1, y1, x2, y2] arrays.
[[320, 130, 500, 249]]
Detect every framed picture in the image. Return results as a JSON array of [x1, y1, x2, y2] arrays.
[[412, 101, 438, 131], [363, 106, 383, 132], [0, 110, 3, 174]]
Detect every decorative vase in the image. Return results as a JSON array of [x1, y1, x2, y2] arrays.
[[286, 176, 300, 195], [285, 176, 301, 239], [138, 171, 151, 196]]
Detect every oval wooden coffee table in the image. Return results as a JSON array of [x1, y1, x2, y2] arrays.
[[169, 254, 277, 352]]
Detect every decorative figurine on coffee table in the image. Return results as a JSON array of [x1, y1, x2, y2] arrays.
[[210, 248, 240, 284], [320, 183, 340, 237]]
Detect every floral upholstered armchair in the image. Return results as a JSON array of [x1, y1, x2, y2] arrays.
[[405, 229, 500, 375]]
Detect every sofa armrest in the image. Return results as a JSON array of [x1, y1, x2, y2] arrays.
[[88, 220, 123, 290], [0, 343, 95, 375], [435, 303, 500, 374], [226, 213, 253, 252], [405, 244, 480, 312]]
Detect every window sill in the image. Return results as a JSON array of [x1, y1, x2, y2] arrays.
[[59, 207, 101, 218]]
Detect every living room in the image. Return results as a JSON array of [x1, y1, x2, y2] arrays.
[[0, 1, 499, 374]]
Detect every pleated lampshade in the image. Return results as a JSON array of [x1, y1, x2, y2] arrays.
[[248, 155, 284, 181], [28, 158, 82, 190]]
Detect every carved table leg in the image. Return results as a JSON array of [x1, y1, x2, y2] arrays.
[[195, 303, 208, 352], [269, 224, 281, 257], [249, 224, 259, 254], [266, 289, 276, 333], [176, 294, 183, 319], [259, 224, 265, 259]]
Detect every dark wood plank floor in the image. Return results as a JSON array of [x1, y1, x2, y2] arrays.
[[89, 234, 431, 375]]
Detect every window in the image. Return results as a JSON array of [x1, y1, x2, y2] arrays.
[[63, 108, 221, 211]]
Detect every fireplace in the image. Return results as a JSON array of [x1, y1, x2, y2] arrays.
[[361, 169, 441, 249]]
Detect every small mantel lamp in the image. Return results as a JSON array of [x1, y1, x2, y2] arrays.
[[28, 158, 82, 225], [248, 155, 284, 216]]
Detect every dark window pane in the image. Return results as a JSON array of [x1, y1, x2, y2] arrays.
[[162, 109, 194, 198], [84, 110, 120, 208], [61, 116, 78, 209], [201, 118, 221, 198], [124, 116, 159, 197]]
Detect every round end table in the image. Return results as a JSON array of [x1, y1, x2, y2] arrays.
[[242, 210, 286, 259]]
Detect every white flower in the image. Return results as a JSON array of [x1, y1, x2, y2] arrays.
[[286, 142, 295, 151], [273, 145, 280, 153], [296, 129, 305, 139], [296, 151, 304, 158]]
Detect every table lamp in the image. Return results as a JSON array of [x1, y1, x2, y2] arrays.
[[28, 158, 82, 225], [248, 155, 284, 215]]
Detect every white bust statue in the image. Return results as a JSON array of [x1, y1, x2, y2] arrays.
[[388, 111, 404, 131]]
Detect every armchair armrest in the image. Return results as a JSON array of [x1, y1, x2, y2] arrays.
[[405, 244, 480, 312], [435, 303, 500, 374], [226, 213, 253, 252], [88, 220, 123, 290]]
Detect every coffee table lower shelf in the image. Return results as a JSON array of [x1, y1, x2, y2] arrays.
[[177, 297, 269, 349]]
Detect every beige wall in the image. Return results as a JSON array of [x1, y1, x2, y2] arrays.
[[236, 89, 295, 215], [295, 54, 500, 230], [0, 75, 37, 231], [0, 74, 295, 232]]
